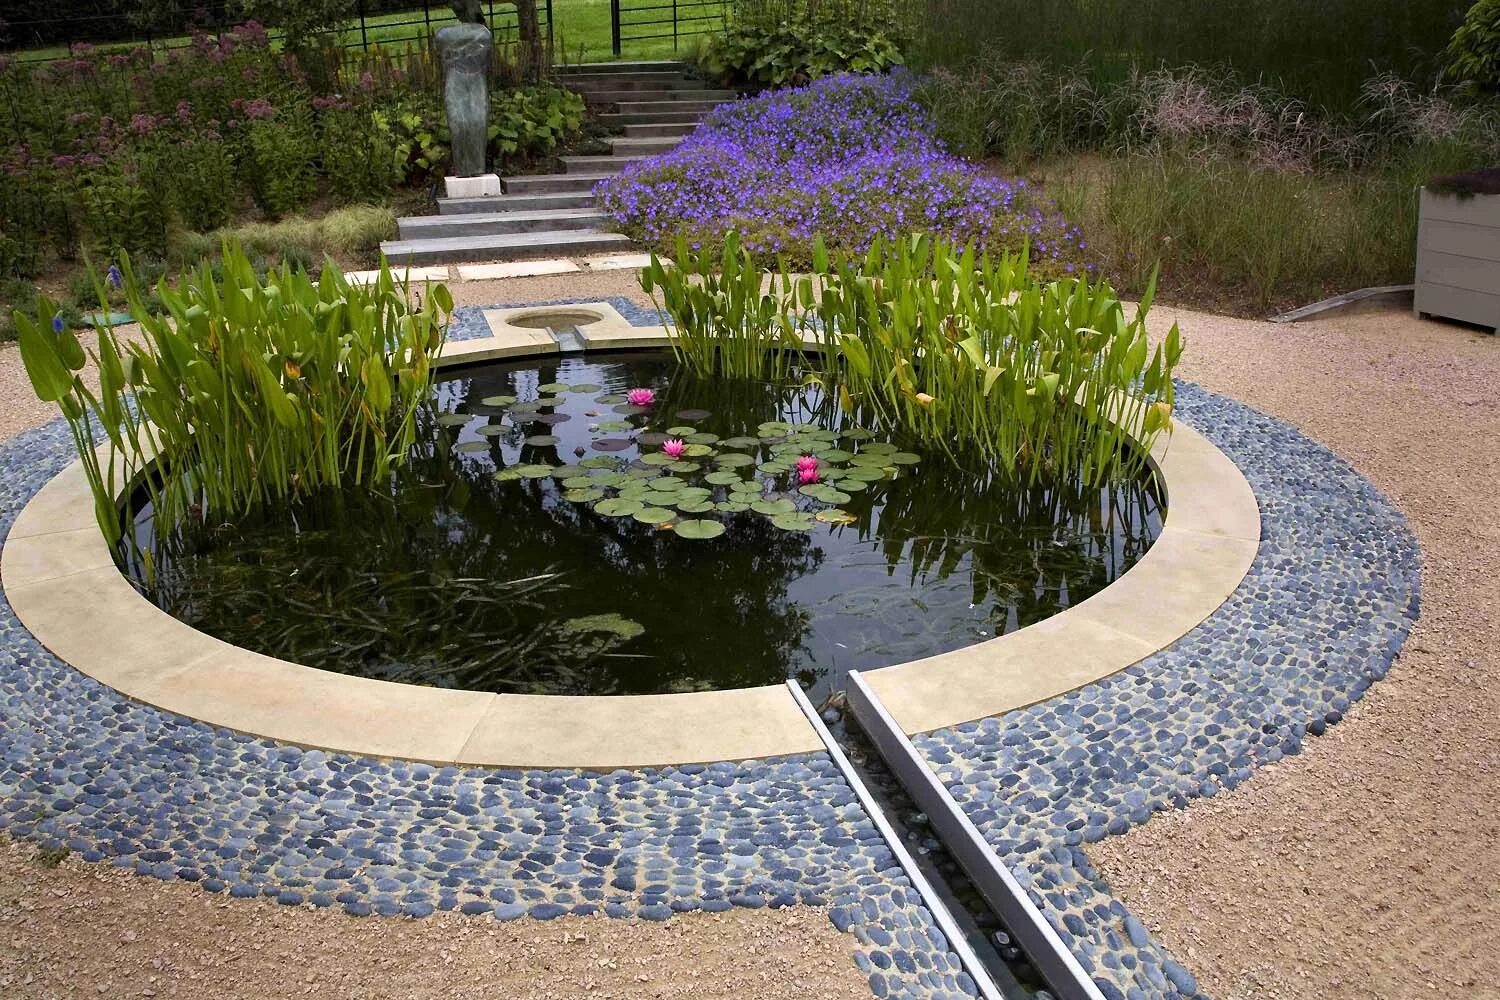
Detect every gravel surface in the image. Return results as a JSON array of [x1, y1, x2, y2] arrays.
[[0, 837, 867, 1000], [1092, 306, 1500, 1000]]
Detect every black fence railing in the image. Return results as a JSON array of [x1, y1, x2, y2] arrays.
[[609, 0, 730, 57], [1, 1, 553, 62]]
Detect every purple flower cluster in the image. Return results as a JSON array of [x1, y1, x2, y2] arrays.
[[598, 73, 1087, 268]]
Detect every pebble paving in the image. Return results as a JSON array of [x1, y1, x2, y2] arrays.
[[0, 296, 1420, 1000], [448, 296, 665, 342]]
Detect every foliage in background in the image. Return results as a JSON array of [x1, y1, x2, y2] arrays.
[[600, 73, 1086, 272], [916, 60, 1500, 310], [696, 20, 902, 88], [1445, 0, 1500, 91], [911, 0, 1471, 114], [0, 27, 585, 282], [13, 243, 453, 545], [241, 0, 354, 53], [644, 233, 1180, 486]]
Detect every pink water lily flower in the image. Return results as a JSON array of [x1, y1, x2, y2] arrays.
[[795, 455, 819, 473], [798, 466, 821, 485], [627, 387, 656, 406], [662, 438, 687, 459]]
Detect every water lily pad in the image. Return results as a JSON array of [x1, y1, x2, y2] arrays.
[[595, 498, 644, 517], [889, 451, 921, 465], [624, 465, 657, 477], [455, 440, 490, 453], [516, 464, 555, 478], [821, 488, 852, 504], [815, 508, 859, 525], [508, 401, 541, 413], [562, 476, 598, 489], [676, 408, 712, 421], [493, 468, 525, 482], [716, 499, 751, 513], [596, 419, 634, 432], [673, 498, 716, 514], [673, 519, 725, 540], [682, 443, 715, 457], [752, 498, 796, 516], [567, 383, 601, 393], [758, 462, 790, 475], [633, 506, 676, 525], [480, 394, 518, 407], [861, 441, 899, 454], [561, 613, 644, 639], [617, 483, 652, 499], [591, 437, 633, 452], [646, 477, 686, 492], [636, 431, 671, 446], [595, 393, 627, 404], [756, 428, 788, 440], [537, 382, 569, 394], [667, 460, 701, 473], [525, 434, 560, 447], [665, 425, 697, 436], [841, 466, 888, 482], [437, 413, 470, 427], [640, 453, 677, 466], [613, 404, 650, 415], [758, 420, 793, 433], [476, 425, 507, 437], [579, 456, 619, 469], [818, 448, 854, 463], [834, 478, 869, 492], [729, 478, 764, 493], [527, 412, 571, 425], [674, 486, 713, 501], [849, 453, 893, 467], [536, 396, 563, 408], [841, 428, 875, 440], [721, 436, 761, 449], [771, 512, 816, 532], [563, 487, 606, 503], [704, 471, 743, 486], [714, 453, 755, 468]]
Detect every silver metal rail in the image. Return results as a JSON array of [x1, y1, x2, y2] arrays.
[[785, 680, 1007, 1000], [844, 671, 1108, 1000]]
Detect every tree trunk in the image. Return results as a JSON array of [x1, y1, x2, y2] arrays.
[[513, 0, 544, 83]]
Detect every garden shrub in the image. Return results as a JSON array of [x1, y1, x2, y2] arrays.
[[1446, 0, 1500, 91], [599, 73, 1084, 271], [319, 98, 403, 205], [241, 99, 321, 216], [697, 21, 903, 88]]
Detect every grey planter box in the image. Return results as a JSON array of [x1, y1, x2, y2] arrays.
[[1415, 186, 1500, 334]]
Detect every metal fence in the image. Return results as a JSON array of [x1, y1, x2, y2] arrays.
[[1, 1, 553, 62], [609, 0, 731, 57]]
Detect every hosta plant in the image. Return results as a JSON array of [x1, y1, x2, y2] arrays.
[[14, 244, 452, 545], [643, 233, 1182, 486]]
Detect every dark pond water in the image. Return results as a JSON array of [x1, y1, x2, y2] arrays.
[[122, 350, 1163, 699]]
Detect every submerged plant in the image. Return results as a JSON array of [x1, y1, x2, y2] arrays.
[[643, 232, 1181, 486], [14, 243, 453, 544]]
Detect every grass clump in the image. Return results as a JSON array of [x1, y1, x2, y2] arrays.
[[13, 242, 453, 545]]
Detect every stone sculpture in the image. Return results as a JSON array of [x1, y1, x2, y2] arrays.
[[437, 2, 492, 178]]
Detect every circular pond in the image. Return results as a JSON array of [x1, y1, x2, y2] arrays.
[[121, 350, 1163, 700]]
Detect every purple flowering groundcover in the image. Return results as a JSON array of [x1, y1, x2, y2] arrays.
[[598, 72, 1088, 273]]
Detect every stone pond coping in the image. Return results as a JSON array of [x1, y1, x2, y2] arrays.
[[0, 303, 1260, 768]]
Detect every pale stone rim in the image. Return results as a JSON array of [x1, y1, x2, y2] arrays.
[[1, 315, 1259, 767]]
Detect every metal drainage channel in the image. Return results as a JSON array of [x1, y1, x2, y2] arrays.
[[788, 678, 1105, 1000]]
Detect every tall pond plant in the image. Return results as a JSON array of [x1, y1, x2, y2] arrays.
[[14, 244, 453, 547], [643, 233, 1181, 486]]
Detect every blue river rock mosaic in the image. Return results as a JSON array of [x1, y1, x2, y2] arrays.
[[0, 297, 1419, 1000], [915, 383, 1420, 1000], [449, 296, 666, 342]]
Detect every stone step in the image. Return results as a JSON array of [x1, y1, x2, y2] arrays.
[[599, 110, 706, 127], [380, 229, 632, 265], [501, 172, 616, 195], [608, 136, 682, 156], [554, 60, 687, 75], [437, 192, 596, 215], [613, 99, 732, 116], [584, 88, 737, 105], [397, 208, 607, 241], [622, 121, 697, 138], [559, 75, 701, 92], [560, 154, 644, 175]]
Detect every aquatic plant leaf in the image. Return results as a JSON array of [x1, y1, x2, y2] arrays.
[[646, 477, 686, 491], [563, 488, 606, 502], [437, 413, 470, 427], [597, 419, 634, 432], [493, 468, 525, 482], [715, 500, 751, 513], [721, 436, 761, 449], [480, 395, 518, 407], [771, 512, 816, 531], [714, 453, 755, 468], [591, 438, 633, 452], [594, 498, 644, 516], [640, 453, 677, 466], [579, 456, 619, 469], [889, 452, 921, 465], [595, 393, 627, 404], [666, 425, 697, 435], [538, 382, 569, 394], [567, 383, 602, 393], [676, 408, 712, 421], [476, 425, 507, 437], [674, 498, 716, 514], [841, 466, 888, 482], [752, 498, 796, 516], [673, 519, 725, 539], [562, 476, 598, 489], [455, 441, 490, 453], [667, 460, 701, 473], [515, 464, 555, 478], [684, 432, 720, 444], [636, 431, 671, 446], [633, 506, 676, 524], [560, 613, 645, 639], [815, 508, 859, 525], [704, 471, 743, 486], [525, 435, 560, 447], [758, 462, 790, 475], [834, 478, 869, 492], [683, 444, 715, 457]]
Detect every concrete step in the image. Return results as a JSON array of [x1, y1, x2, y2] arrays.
[[559, 75, 701, 93], [608, 136, 682, 156], [560, 154, 644, 175], [438, 192, 596, 215], [380, 229, 632, 265], [599, 110, 706, 127], [613, 99, 732, 116], [397, 208, 608, 240], [584, 88, 737, 105], [622, 121, 697, 138], [501, 172, 616, 195], [554, 60, 687, 75]]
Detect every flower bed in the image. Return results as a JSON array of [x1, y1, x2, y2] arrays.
[[598, 72, 1086, 271]]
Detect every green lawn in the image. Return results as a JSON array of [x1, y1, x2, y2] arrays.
[[9, 1, 723, 65]]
